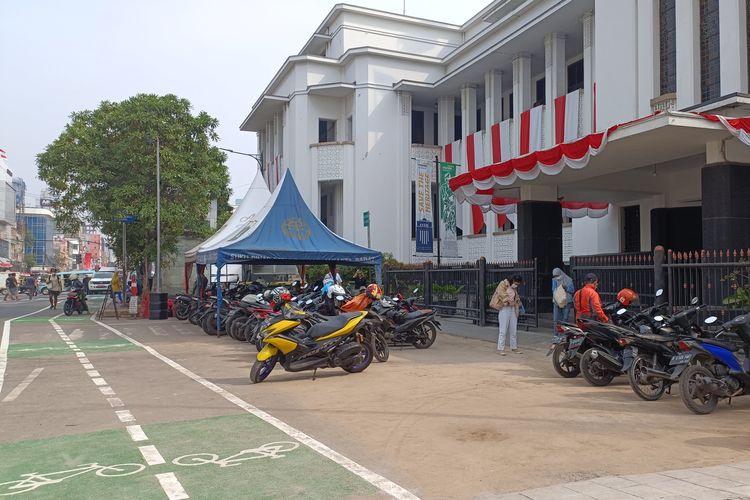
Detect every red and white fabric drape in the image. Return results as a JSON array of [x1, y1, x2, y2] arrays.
[[554, 90, 581, 144], [700, 113, 750, 147], [465, 131, 487, 234], [519, 105, 544, 155], [561, 202, 609, 219]]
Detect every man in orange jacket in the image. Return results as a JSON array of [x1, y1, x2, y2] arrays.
[[574, 273, 609, 323]]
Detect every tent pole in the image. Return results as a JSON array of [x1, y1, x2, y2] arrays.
[[216, 265, 222, 338]]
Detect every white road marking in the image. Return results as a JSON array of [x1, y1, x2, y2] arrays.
[[2, 367, 44, 403], [138, 445, 166, 465], [78, 357, 90, 363], [126, 424, 149, 442], [75, 352, 86, 358], [99, 386, 116, 396], [91, 317, 419, 500], [86, 370, 101, 377], [82, 363, 95, 370], [155, 472, 189, 500], [115, 409, 136, 423], [107, 397, 124, 408], [91, 377, 108, 386], [0, 306, 51, 396]]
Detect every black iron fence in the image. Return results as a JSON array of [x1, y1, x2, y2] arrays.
[[383, 258, 538, 328], [569, 252, 656, 305]]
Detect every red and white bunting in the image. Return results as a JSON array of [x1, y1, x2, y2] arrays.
[[700, 113, 750, 147], [0, 148, 6, 160], [465, 131, 486, 234], [519, 105, 544, 155], [554, 90, 581, 144], [561, 202, 609, 219]]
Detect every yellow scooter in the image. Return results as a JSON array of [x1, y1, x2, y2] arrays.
[[250, 303, 373, 383]]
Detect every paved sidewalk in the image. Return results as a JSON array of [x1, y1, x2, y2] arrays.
[[439, 316, 553, 348], [489, 461, 750, 500]]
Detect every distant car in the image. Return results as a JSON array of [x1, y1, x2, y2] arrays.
[[87, 271, 114, 294]]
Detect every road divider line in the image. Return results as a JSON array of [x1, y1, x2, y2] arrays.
[[107, 397, 125, 408], [78, 357, 90, 364], [92, 317, 420, 500], [86, 370, 101, 377], [126, 425, 149, 442], [155, 472, 190, 500], [138, 445, 166, 465], [2, 367, 44, 403], [99, 386, 116, 396], [75, 352, 86, 358], [91, 377, 108, 386], [0, 306, 52, 397], [82, 363, 95, 370], [115, 409, 136, 423]]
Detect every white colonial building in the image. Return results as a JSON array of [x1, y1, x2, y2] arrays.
[[241, 0, 750, 271]]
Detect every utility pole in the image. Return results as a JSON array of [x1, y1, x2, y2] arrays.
[[156, 137, 161, 292], [122, 221, 127, 287]]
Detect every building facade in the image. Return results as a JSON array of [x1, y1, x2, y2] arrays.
[[242, 0, 750, 266], [22, 208, 55, 267]]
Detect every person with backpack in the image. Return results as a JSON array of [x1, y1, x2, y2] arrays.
[[4, 273, 19, 301], [489, 274, 524, 355], [551, 268, 575, 333], [574, 273, 609, 323]]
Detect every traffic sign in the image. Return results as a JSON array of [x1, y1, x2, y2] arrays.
[[363, 211, 370, 227]]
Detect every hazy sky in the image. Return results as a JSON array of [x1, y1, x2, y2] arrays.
[[1, 0, 489, 205]]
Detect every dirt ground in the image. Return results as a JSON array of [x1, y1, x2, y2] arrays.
[[119, 320, 750, 499]]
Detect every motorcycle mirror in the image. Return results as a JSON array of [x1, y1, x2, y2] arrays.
[[616, 308, 627, 315], [336, 295, 345, 301], [704, 316, 718, 324], [303, 283, 309, 289], [291, 296, 297, 301], [654, 315, 664, 322], [655, 289, 663, 297], [306, 299, 313, 305], [413, 288, 419, 294], [691, 297, 699, 305]]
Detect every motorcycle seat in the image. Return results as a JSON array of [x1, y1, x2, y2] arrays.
[[404, 310, 430, 320], [633, 332, 674, 342], [701, 338, 741, 352], [307, 312, 363, 339]]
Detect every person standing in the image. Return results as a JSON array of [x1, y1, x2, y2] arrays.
[[324, 270, 342, 285], [48, 270, 62, 309], [574, 273, 609, 323], [128, 271, 139, 318], [25, 275, 35, 300], [4, 273, 19, 301], [490, 274, 524, 355], [551, 268, 575, 332], [352, 269, 367, 289], [192, 267, 208, 298], [111, 270, 122, 304]]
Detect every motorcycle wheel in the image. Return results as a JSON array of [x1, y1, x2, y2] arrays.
[[679, 364, 719, 415], [188, 311, 201, 326], [175, 303, 190, 321], [343, 342, 373, 373], [250, 355, 278, 384], [412, 322, 437, 349], [552, 343, 580, 378], [63, 300, 74, 316], [580, 348, 616, 387], [628, 355, 666, 401], [373, 332, 389, 362], [255, 332, 265, 352], [201, 314, 218, 336], [41, 288, 49, 296]]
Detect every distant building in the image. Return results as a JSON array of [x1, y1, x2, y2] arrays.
[[12, 177, 25, 213], [22, 207, 55, 266]]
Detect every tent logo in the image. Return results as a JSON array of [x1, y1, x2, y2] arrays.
[[281, 218, 311, 240]]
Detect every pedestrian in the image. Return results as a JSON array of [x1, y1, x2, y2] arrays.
[[47, 269, 62, 309], [192, 267, 208, 298], [111, 270, 122, 304], [324, 269, 343, 285], [574, 273, 609, 323], [489, 274, 524, 355], [551, 267, 575, 332], [352, 269, 367, 289], [82, 274, 91, 294], [4, 273, 19, 301], [25, 275, 35, 300], [128, 271, 139, 318]]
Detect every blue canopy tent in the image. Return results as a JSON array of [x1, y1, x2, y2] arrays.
[[199, 170, 382, 329]]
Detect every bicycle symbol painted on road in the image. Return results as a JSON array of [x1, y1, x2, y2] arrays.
[[172, 441, 300, 468], [0, 441, 300, 495]]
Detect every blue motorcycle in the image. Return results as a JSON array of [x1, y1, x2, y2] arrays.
[[678, 314, 750, 414]]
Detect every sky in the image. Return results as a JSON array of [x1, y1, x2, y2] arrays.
[[0, 0, 490, 206]]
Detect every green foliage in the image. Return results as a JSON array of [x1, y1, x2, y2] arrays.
[[381, 252, 402, 268], [486, 282, 499, 299], [303, 265, 375, 287], [23, 254, 36, 270], [37, 93, 231, 267], [432, 283, 463, 300], [721, 268, 750, 309]]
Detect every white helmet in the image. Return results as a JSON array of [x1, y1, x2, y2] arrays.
[[327, 284, 346, 299]]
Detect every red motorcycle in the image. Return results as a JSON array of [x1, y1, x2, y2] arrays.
[[63, 289, 89, 316]]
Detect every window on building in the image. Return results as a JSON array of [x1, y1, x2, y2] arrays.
[[534, 78, 546, 106], [699, 0, 720, 102], [345, 116, 353, 141], [454, 115, 462, 141], [622, 205, 641, 253], [508, 93, 514, 118], [476, 108, 483, 132], [659, 0, 677, 94], [411, 182, 440, 239], [318, 119, 336, 143], [567, 60, 584, 93], [320, 194, 330, 230], [433, 112, 439, 145], [411, 110, 424, 144], [498, 217, 515, 232]]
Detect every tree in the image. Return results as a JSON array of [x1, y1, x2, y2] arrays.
[[23, 253, 36, 271], [37, 93, 231, 273]]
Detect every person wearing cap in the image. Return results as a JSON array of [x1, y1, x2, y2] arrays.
[[574, 273, 608, 323], [552, 268, 575, 332]]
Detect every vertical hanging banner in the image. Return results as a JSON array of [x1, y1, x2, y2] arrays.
[[415, 159, 433, 254], [438, 162, 458, 258]]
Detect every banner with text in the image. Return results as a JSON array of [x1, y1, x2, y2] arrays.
[[439, 162, 458, 258], [415, 159, 433, 254]]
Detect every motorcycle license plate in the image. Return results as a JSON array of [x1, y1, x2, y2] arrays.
[[568, 337, 584, 351], [669, 353, 691, 365]]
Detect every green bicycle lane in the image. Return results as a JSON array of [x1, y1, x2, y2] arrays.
[[0, 314, 399, 499]]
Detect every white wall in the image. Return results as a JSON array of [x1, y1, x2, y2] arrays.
[[572, 208, 621, 256]]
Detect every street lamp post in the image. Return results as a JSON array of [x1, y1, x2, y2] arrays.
[[217, 148, 263, 171], [156, 137, 161, 292]]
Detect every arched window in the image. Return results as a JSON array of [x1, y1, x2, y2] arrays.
[[699, 0, 721, 102], [659, 0, 676, 95]]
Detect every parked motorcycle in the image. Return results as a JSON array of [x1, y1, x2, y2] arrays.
[[547, 322, 588, 378], [371, 297, 440, 348]]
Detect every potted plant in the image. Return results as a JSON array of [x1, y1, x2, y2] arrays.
[[431, 283, 463, 312]]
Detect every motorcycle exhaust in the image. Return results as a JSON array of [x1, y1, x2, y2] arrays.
[[287, 358, 329, 372], [589, 349, 623, 371]]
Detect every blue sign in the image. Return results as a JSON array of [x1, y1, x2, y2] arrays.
[[416, 219, 433, 254]]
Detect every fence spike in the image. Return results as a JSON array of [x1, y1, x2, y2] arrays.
[[734, 249, 738, 258]]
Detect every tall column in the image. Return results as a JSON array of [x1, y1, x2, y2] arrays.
[[512, 53, 531, 153], [273, 112, 281, 172], [437, 96, 455, 146], [581, 11, 595, 133], [544, 33, 566, 145], [637, 0, 659, 117], [460, 84, 477, 137], [484, 70, 502, 131], [676, 0, 700, 109], [720, 0, 749, 95], [396, 91, 413, 260]]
